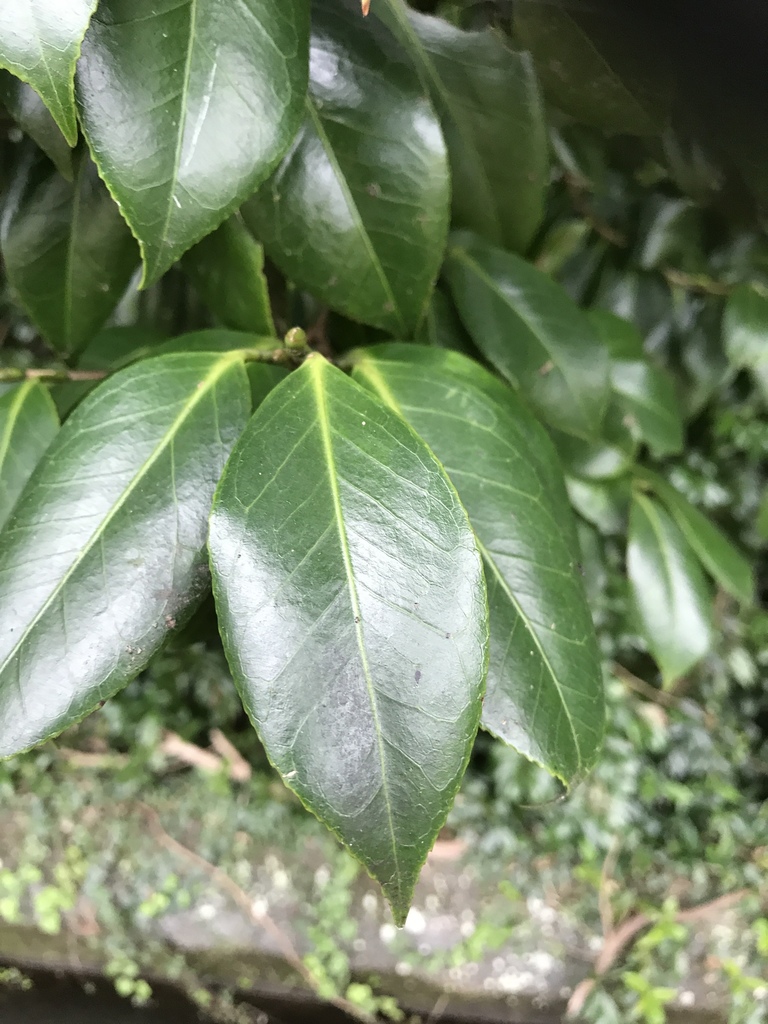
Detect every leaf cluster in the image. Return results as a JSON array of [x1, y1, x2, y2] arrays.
[[0, 0, 764, 925]]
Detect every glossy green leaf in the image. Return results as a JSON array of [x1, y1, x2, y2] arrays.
[[0, 352, 250, 758], [589, 310, 683, 456], [551, 400, 637, 480], [209, 355, 487, 922], [352, 344, 604, 785], [515, 1, 667, 136], [627, 492, 714, 687], [379, 0, 548, 253], [445, 231, 610, 438], [0, 72, 72, 179], [610, 360, 683, 456], [0, 382, 59, 530], [0, 0, 97, 145], [182, 215, 275, 337], [1, 148, 139, 355], [637, 198, 705, 275], [636, 469, 754, 605], [76, 0, 310, 286], [243, 0, 449, 336], [151, 329, 286, 409], [566, 476, 628, 536], [723, 284, 768, 397]]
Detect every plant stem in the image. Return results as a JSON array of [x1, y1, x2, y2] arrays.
[[0, 367, 108, 383]]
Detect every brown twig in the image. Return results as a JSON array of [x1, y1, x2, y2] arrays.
[[134, 802, 373, 1022], [0, 367, 108, 383], [563, 173, 627, 248], [662, 268, 732, 296], [566, 888, 750, 1017], [209, 729, 252, 783], [612, 663, 681, 711]]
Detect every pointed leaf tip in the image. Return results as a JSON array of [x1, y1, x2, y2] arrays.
[[209, 357, 488, 916]]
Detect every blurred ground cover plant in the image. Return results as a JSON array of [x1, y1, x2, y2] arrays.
[[0, 0, 764, 934]]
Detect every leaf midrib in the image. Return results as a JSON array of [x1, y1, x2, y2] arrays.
[[0, 353, 239, 677], [308, 357, 402, 893], [305, 99, 405, 336], [150, 0, 199, 282], [383, 0, 499, 238]]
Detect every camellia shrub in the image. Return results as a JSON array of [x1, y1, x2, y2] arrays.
[[0, 0, 761, 924]]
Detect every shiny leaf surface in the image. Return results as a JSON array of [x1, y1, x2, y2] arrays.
[[182, 215, 275, 337], [0, 382, 59, 530], [76, 0, 310, 286], [637, 469, 754, 605], [627, 492, 714, 687], [445, 232, 610, 438], [723, 284, 768, 397], [379, 1, 548, 252], [0, 0, 97, 145], [352, 344, 604, 784], [243, 0, 449, 336], [0, 352, 250, 757], [1, 149, 138, 355], [209, 355, 487, 921]]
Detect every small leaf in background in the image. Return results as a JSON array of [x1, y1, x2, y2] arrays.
[[445, 231, 610, 439], [590, 310, 684, 457], [627, 492, 714, 687], [514, 0, 668, 136], [76, 0, 310, 286], [723, 283, 768, 399], [209, 355, 487, 922], [636, 197, 705, 275], [0, 0, 97, 145], [637, 469, 754, 605], [0, 352, 250, 758], [352, 344, 604, 785], [551, 400, 637, 480], [182, 215, 275, 338], [1, 148, 139, 356], [380, 1, 548, 253], [566, 476, 629, 536], [243, 0, 450, 336], [0, 381, 59, 529], [416, 289, 475, 355], [0, 72, 73, 180]]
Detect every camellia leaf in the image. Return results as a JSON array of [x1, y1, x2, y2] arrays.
[[0, 0, 97, 145], [243, 0, 450, 336], [0, 352, 250, 758], [636, 469, 754, 605], [514, 0, 668, 136], [0, 382, 59, 530], [723, 283, 768, 398], [445, 231, 610, 438], [1, 148, 139, 356], [182, 215, 276, 338], [589, 310, 683, 457], [209, 355, 487, 922], [352, 344, 604, 784], [76, 0, 310, 286], [378, 0, 548, 253], [0, 72, 73, 180], [627, 492, 714, 688]]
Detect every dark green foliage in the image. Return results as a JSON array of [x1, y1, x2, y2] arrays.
[[0, 0, 764, 928]]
